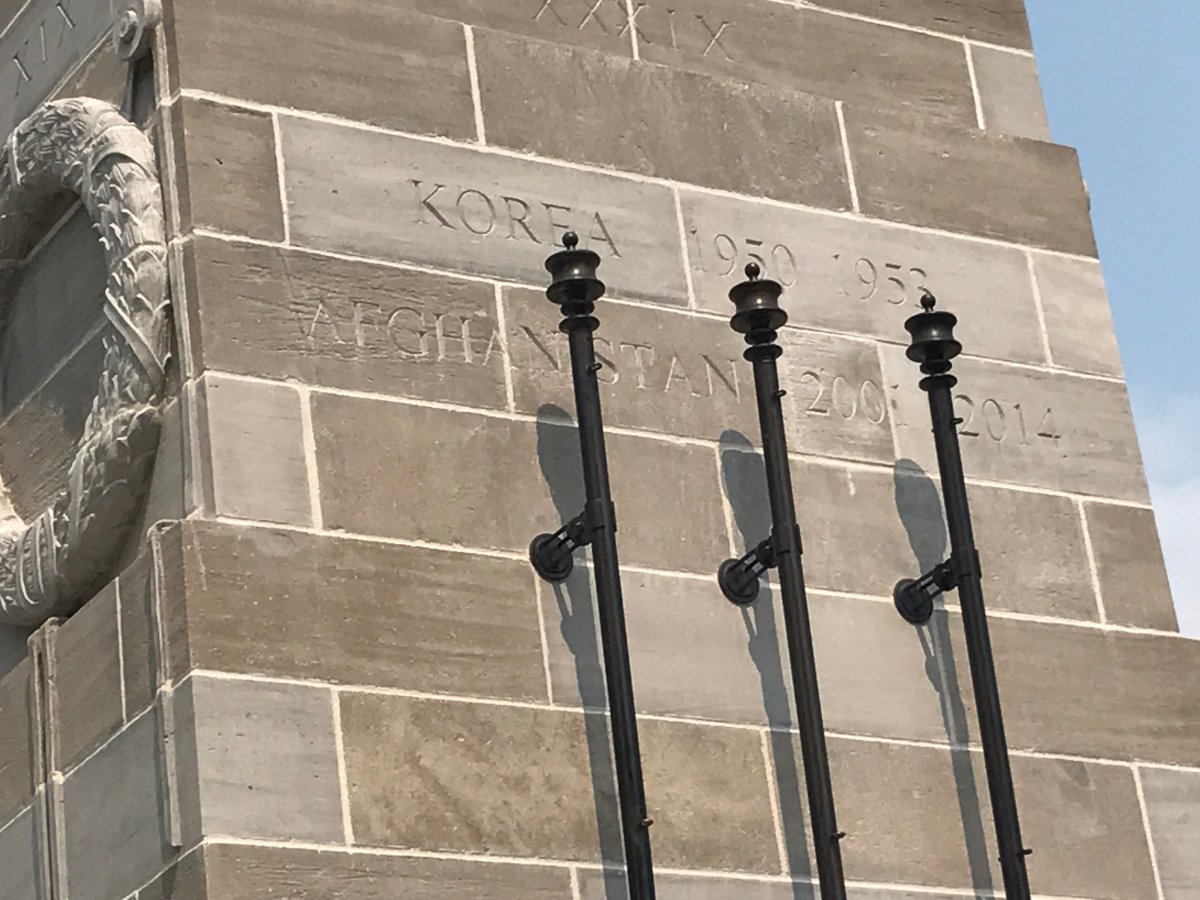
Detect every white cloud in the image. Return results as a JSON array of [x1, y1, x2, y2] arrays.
[[1136, 394, 1200, 637]]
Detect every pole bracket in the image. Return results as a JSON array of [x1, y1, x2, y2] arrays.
[[718, 537, 777, 607], [894, 550, 983, 625], [529, 500, 617, 584]]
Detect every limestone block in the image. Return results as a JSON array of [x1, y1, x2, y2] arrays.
[[171, 98, 285, 241], [117, 552, 158, 718], [680, 189, 1046, 366], [634, 0, 976, 128], [580, 871, 974, 898], [971, 45, 1052, 142], [200, 842, 570, 899], [1141, 766, 1200, 899], [278, 116, 688, 307], [61, 712, 176, 900], [882, 344, 1149, 502], [165, 522, 547, 701], [339, 693, 777, 872], [809, 0, 1032, 48], [0, 806, 43, 900], [1032, 253, 1125, 377], [1084, 503, 1177, 631], [173, 675, 344, 844], [184, 237, 509, 409], [53, 581, 123, 770], [137, 849, 207, 900], [196, 374, 312, 527], [474, 31, 851, 210], [844, 110, 1096, 256], [310, 394, 729, 574], [166, 0, 473, 136], [0, 656, 35, 825]]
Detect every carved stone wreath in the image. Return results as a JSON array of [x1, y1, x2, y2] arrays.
[[0, 98, 168, 627]]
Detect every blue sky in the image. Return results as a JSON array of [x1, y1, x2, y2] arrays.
[[1027, 2, 1199, 636]]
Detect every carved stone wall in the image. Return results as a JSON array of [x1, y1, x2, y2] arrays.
[[0, 1, 1197, 899]]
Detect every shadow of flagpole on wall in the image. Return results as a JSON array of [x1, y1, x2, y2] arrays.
[[720, 429, 816, 899], [894, 458, 995, 897], [536, 403, 624, 898]]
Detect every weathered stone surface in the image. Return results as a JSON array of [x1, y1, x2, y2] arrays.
[[169, 522, 547, 701], [341, 693, 777, 872], [0, 625, 27, 679], [61, 713, 176, 900], [0, 0, 116, 140], [53, 582, 123, 770], [1085, 503, 1177, 631], [721, 452, 1097, 620], [1032, 253, 1125, 377], [50, 32, 127, 111], [202, 842, 571, 899], [0, 656, 35, 824], [166, 0, 473, 136], [810, 0, 1032, 48], [279, 116, 688, 307], [1141, 766, 1200, 899], [680, 190, 1045, 366], [120, 398, 189, 569], [386, 0, 632, 56], [883, 345, 1150, 502], [987, 617, 1200, 766], [174, 675, 344, 844], [138, 849, 207, 900], [0, 806, 42, 900], [0, 209, 105, 417], [823, 738, 1157, 897], [635, 0, 976, 127], [845, 111, 1096, 256], [197, 374, 312, 526], [171, 98, 285, 241], [0, 329, 106, 520], [580, 872, 974, 899], [971, 45, 1051, 141], [542, 566, 951, 744], [475, 31, 851, 209], [184, 237, 508, 408], [312, 395, 728, 574]]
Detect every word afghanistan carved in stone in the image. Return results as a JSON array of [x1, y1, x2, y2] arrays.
[[0, 97, 168, 626]]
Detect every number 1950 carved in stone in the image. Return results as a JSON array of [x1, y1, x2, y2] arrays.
[[0, 97, 168, 626]]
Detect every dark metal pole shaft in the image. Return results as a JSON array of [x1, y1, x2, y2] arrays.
[[750, 351, 847, 900], [566, 320, 656, 900], [926, 379, 1031, 899]]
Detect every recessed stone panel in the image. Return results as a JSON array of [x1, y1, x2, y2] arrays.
[[0, 656, 35, 825], [883, 345, 1149, 501], [340, 693, 776, 872], [635, 0, 976, 127], [474, 30, 851, 210], [185, 237, 508, 408], [1141, 766, 1200, 899], [810, 0, 1032, 48], [279, 116, 688, 307], [0, 806, 42, 900], [845, 111, 1096, 256], [1084, 503, 1177, 631], [1032, 253, 1124, 377], [167, 0, 474, 136], [680, 190, 1045, 366], [62, 713, 176, 900], [53, 582, 123, 770], [311, 395, 728, 574], [173, 522, 547, 701], [971, 46, 1051, 142], [174, 675, 344, 844], [201, 842, 571, 899]]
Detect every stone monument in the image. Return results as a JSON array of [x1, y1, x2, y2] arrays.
[[0, 0, 1196, 898]]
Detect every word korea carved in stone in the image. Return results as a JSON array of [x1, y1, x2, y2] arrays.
[[0, 97, 168, 626]]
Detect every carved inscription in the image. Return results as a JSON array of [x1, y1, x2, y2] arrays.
[[10, 2, 75, 98], [797, 370, 888, 427], [410, 180, 621, 258], [533, 0, 734, 58]]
